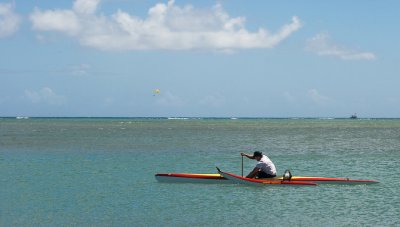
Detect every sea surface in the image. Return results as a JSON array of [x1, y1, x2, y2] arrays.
[[1, 118, 399, 226]]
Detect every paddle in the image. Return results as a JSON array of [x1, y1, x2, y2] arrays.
[[241, 155, 244, 177]]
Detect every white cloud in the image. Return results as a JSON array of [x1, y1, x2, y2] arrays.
[[306, 33, 376, 60], [73, 0, 100, 15], [0, 2, 21, 38], [308, 89, 330, 105], [24, 87, 66, 105], [30, 0, 302, 51], [30, 8, 80, 36]]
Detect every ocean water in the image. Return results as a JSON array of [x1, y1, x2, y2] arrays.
[[1, 118, 399, 226]]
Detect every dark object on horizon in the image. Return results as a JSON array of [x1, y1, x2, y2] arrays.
[[350, 113, 358, 119]]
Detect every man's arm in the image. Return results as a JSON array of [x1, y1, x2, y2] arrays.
[[246, 167, 260, 178], [241, 152, 255, 159]]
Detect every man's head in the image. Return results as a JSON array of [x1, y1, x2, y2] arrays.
[[253, 151, 262, 161]]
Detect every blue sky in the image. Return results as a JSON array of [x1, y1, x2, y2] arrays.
[[1, 0, 399, 117]]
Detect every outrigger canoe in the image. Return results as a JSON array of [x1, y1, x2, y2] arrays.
[[155, 171, 379, 185]]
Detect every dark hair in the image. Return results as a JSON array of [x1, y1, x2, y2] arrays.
[[253, 151, 262, 157]]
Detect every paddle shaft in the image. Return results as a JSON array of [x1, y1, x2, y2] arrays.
[[241, 155, 244, 177]]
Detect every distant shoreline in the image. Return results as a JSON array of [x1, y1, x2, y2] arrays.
[[2, 116, 400, 120]]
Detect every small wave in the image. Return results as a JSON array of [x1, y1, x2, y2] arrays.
[[168, 117, 189, 120], [16, 116, 29, 119]]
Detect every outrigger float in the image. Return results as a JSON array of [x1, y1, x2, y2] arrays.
[[155, 168, 379, 186]]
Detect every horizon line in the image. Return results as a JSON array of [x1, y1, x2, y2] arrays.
[[2, 116, 400, 120]]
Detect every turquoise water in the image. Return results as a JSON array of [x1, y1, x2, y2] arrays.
[[1, 118, 399, 226]]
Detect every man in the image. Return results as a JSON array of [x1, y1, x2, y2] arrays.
[[241, 151, 277, 178]]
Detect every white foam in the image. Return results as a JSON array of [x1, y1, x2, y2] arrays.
[[168, 117, 189, 120]]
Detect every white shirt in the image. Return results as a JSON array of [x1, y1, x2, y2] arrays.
[[256, 155, 276, 175]]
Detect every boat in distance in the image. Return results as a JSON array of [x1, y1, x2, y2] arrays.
[[155, 172, 379, 185]]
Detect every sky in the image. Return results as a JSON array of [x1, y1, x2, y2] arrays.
[[0, 0, 399, 117]]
